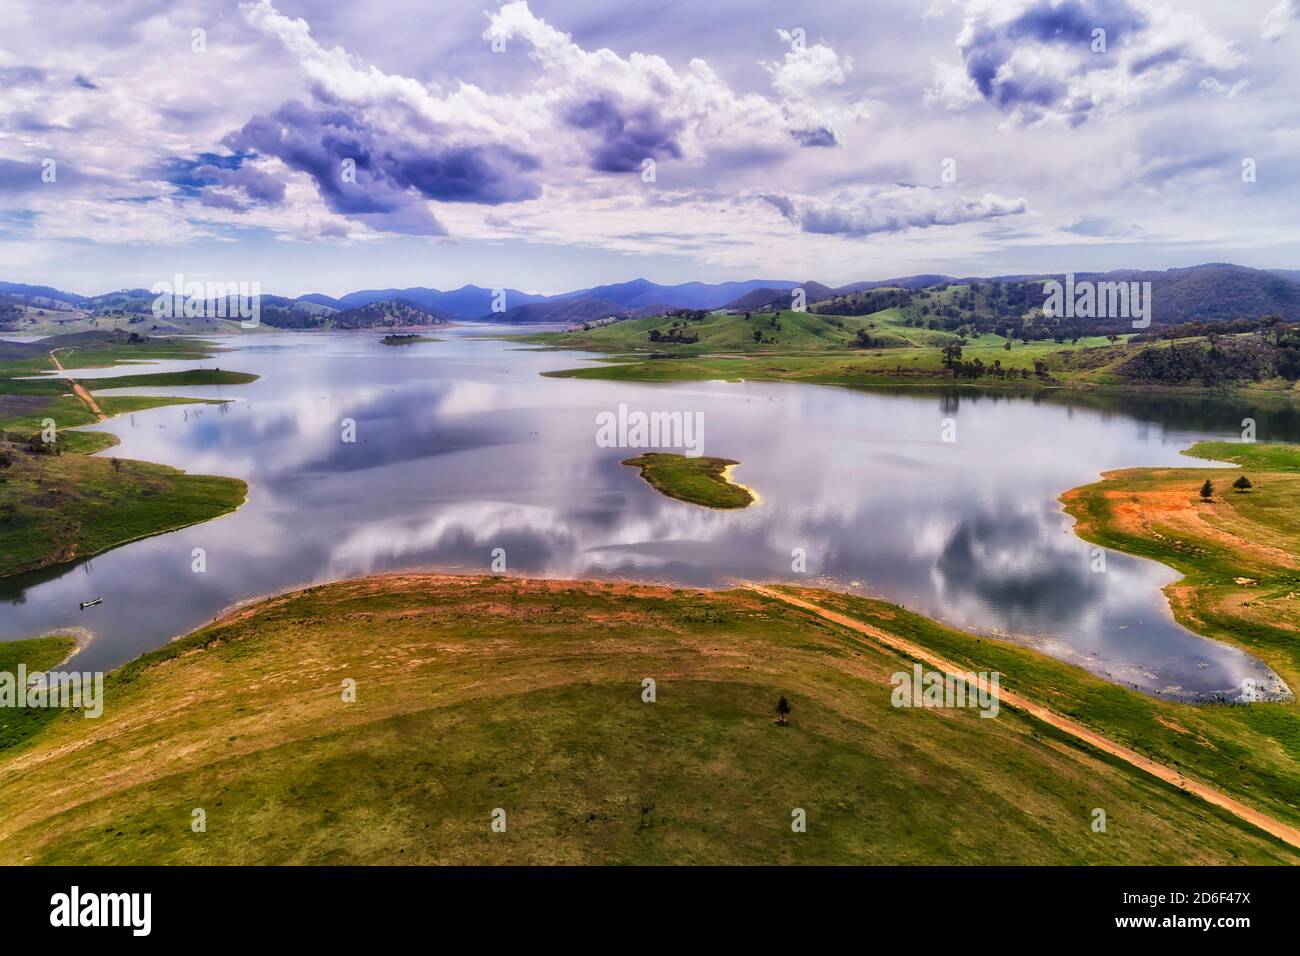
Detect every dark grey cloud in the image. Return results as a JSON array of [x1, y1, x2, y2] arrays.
[[192, 162, 287, 207], [223, 100, 541, 234], [4, 111, 68, 133], [563, 96, 683, 172], [0, 66, 46, 88], [954, 0, 1151, 123], [0, 157, 91, 193], [759, 193, 798, 224], [73, 74, 99, 90], [789, 126, 838, 148]]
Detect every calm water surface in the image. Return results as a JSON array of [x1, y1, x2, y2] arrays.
[[2, 327, 1294, 701]]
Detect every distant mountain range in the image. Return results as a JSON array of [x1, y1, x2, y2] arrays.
[[3, 264, 1298, 330]]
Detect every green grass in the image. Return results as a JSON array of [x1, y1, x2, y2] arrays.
[[535, 334, 1137, 391], [48, 338, 226, 369], [786, 585, 1300, 835], [0, 441, 247, 577], [85, 369, 259, 390], [0, 335, 242, 433], [1, 573, 1294, 864], [520, 312, 1298, 399], [622, 453, 755, 508], [1048, 442, 1300, 830], [519, 309, 948, 355], [53, 430, 120, 455], [0, 635, 77, 752], [0, 335, 254, 580], [1186, 441, 1300, 472]]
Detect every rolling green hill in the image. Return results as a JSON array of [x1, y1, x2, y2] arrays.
[[1, 573, 1295, 865]]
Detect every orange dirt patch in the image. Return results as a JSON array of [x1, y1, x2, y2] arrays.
[[1090, 476, 1300, 570]]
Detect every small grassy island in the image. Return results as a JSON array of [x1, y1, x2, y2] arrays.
[[381, 333, 438, 345], [621, 452, 756, 508], [81, 368, 259, 390]]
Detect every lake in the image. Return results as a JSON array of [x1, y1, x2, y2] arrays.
[[2, 326, 1294, 701]]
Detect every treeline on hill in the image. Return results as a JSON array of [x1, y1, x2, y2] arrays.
[[328, 300, 444, 329], [1119, 324, 1300, 386], [646, 309, 708, 344], [256, 299, 444, 330], [1131, 314, 1287, 342], [816, 281, 1118, 342], [940, 342, 1043, 382]]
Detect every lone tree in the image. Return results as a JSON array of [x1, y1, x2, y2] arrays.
[[775, 695, 791, 726], [1200, 479, 1215, 501], [1233, 475, 1253, 493]]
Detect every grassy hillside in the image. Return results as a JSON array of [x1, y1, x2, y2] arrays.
[[1, 573, 1294, 864], [519, 309, 947, 354], [524, 310, 1300, 397], [540, 336, 1132, 387], [0, 635, 77, 751], [0, 436, 247, 577]]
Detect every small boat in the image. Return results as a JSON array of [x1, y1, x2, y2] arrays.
[[79, 598, 103, 609]]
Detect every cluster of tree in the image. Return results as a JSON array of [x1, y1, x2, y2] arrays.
[[1132, 317, 1272, 342], [853, 329, 892, 349], [22, 432, 61, 454], [0, 297, 21, 329], [329, 300, 442, 330], [647, 322, 699, 344], [951, 357, 1038, 381], [939, 342, 1041, 381], [816, 288, 913, 316], [1201, 476, 1254, 500]]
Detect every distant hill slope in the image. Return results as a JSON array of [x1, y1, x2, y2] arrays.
[[335, 285, 548, 319], [495, 296, 631, 324], [260, 299, 445, 330], [562, 278, 799, 311], [517, 308, 947, 353], [331, 300, 446, 329], [4, 264, 1298, 329], [726, 281, 836, 312], [1096, 263, 1300, 324]]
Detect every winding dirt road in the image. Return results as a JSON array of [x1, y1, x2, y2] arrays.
[[49, 348, 105, 421], [745, 583, 1300, 852]]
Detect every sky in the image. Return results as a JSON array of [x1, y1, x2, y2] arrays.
[[1, 0, 1298, 297]]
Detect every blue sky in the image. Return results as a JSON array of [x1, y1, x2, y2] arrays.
[[1, 0, 1298, 296]]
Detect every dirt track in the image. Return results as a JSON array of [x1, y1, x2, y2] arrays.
[[49, 348, 105, 421], [745, 583, 1300, 852]]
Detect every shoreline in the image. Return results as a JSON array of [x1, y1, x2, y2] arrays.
[[719, 463, 763, 506], [3, 334, 1294, 713]]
